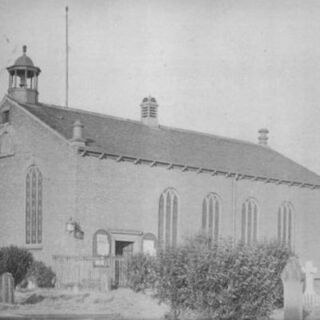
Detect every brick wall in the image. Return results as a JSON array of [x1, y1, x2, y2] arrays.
[[0, 100, 78, 264], [1, 98, 320, 277]]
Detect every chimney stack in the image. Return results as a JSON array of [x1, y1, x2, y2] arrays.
[[70, 120, 86, 147], [258, 128, 269, 146]]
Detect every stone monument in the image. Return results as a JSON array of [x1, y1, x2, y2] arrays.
[[302, 260, 320, 307], [0, 272, 14, 304], [303, 260, 317, 295], [281, 257, 303, 320]]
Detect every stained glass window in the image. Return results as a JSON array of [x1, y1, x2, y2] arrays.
[[278, 202, 294, 247], [241, 199, 258, 244], [158, 188, 178, 249], [26, 166, 42, 244], [202, 193, 220, 241]]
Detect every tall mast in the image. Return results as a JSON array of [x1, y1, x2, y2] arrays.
[[65, 6, 69, 108]]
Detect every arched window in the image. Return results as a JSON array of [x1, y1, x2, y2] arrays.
[[158, 188, 178, 249], [278, 202, 294, 246], [202, 193, 220, 241], [26, 166, 42, 244], [93, 229, 111, 256], [241, 198, 258, 244]]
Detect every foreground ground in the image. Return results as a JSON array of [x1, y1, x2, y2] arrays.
[[1, 288, 320, 319], [0, 288, 169, 319]]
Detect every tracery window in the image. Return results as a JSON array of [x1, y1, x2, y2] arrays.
[[26, 166, 42, 244], [202, 193, 220, 241], [241, 198, 258, 244], [278, 202, 294, 246], [158, 188, 178, 249]]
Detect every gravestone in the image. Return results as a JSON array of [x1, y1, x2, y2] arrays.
[[27, 277, 37, 290], [302, 260, 320, 307], [303, 260, 317, 295], [0, 272, 14, 304], [281, 257, 303, 320]]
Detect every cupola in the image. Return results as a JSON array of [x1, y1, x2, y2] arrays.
[[140, 96, 159, 127], [7, 45, 41, 104]]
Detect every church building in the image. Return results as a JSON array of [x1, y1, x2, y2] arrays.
[[1, 47, 320, 278]]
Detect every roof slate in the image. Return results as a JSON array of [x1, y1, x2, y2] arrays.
[[17, 101, 320, 185]]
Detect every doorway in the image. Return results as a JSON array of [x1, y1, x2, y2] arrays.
[[114, 241, 134, 288], [115, 241, 134, 257]]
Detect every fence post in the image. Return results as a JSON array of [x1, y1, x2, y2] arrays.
[[281, 257, 303, 320], [0, 272, 14, 304]]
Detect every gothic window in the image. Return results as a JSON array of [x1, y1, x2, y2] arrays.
[[158, 188, 178, 249], [26, 166, 42, 244], [202, 193, 220, 241], [278, 202, 294, 246], [93, 230, 111, 256], [241, 198, 258, 244]]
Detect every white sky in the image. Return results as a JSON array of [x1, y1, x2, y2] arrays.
[[1, 0, 320, 174]]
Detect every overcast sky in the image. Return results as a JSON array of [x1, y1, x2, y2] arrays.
[[1, 0, 320, 174]]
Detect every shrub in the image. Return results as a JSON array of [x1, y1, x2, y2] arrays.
[[26, 260, 56, 288], [155, 247, 192, 320], [127, 253, 157, 292], [185, 238, 292, 320], [0, 246, 34, 286], [127, 236, 292, 320]]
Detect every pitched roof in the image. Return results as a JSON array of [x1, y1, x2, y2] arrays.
[[17, 100, 320, 186]]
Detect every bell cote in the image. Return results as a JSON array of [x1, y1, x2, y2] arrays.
[[7, 45, 41, 104]]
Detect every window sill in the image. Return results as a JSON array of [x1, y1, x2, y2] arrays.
[[25, 245, 43, 250]]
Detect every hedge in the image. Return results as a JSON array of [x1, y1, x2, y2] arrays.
[[127, 236, 292, 320]]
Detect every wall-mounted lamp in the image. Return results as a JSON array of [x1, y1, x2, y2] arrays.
[[66, 217, 84, 240]]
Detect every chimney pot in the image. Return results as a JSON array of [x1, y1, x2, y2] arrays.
[[71, 120, 86, 147]]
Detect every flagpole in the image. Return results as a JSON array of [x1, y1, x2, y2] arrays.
[[65, 6, 69, 108]]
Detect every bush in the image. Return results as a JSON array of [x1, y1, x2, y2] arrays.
[[0, 246, 34, 286], [127, 236, 292, 320], [185, 238, 292, 320], [156, 247, 192, 320], [127, 253, 157, 292], [26, 260, 56, 288]]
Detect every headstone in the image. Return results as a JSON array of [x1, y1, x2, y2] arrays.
[[303, 260, 317, 295], [27, 277, 37, 290], [0, 272, 14, 304], [281, 257, 303, 320]]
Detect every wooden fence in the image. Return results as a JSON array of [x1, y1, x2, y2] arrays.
[[52, 255, 128, 291]]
